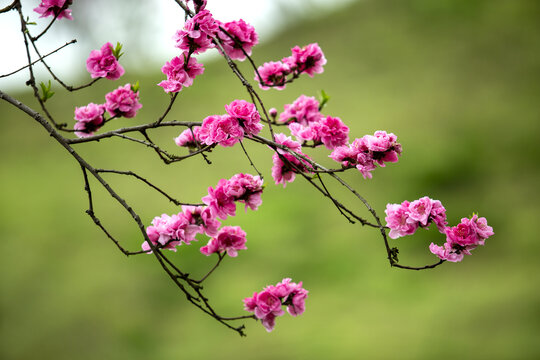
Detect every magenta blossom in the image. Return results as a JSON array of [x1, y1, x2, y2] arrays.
[[225, 99, 263, 136], [73, 103, 105, 138], [430, 215, 493, 262], [200, 226, 247, 257], [174, 9, 218, 54], [330, 130, 402, 178], [255, 61, 291, 90], [225, 173, 264, 211], [217, 19, 259, 61], [202, 178, 237, 220], [290, 43, 327, 77], [318, 116, 349, 149], [182, 205, 220, 237], [289, 122, 322, 143], [104, 84, 142, 118], [34, 0, 72, 20], [243, 278, 308, 332], [158, 55, 204, 93], [86, 42, 124, 80], [385, 196, 447, 239], [198, 114, 244, 147]]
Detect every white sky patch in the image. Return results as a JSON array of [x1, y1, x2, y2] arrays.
[[0, 0, 355, 90]]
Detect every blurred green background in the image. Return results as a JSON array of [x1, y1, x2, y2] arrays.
[[2, 0, 540, 359]]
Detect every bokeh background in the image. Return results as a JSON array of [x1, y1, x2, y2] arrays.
[[1, 0, 540, 359]]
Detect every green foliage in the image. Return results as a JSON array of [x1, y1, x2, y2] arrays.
[[39, 80, 55, 102]]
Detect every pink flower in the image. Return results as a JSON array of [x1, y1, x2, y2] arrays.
[[225, 99, 263, 136], [217, 19, 259, 61], [225, 173, 264, 211], [182, 205, 221, 237], [430, 214, 492, 262], [429, 242, 466, 263], [243, 278, 308, 332], [142, 212, 199, 253], [255, 61, 291, 90], [197, 114, 244, 147], [174, 127, 202, 148], [470, 214, 494, 240], [289, 122, 322, 143], [86, 42, 124, 80], [202, 178, 237, 220], [329, 131, 402, 178], [274, 133, 302, 153], [290, 43, 327, 77], [104, 84, 142, 118], [364, 131, 402, 166], [158, 55, 204, 93], [385, 202, 419, 239], [200, 226, 247, 257], [34, 0, 72, 20], [318, 116, 349, 149], [174, 10, 218, 54], [430, 200, 448, 233], [73, 103, 105, 138], [407, 196, 433, 227], [279, 95, 322, 125]]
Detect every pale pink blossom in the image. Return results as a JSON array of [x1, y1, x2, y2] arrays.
[[174, 127, 201, 148], [225, 99, 263, 136], [407, 196, 433, 227], [86, 42, 124, 80], [142, 212, 199, 253], [318, 116, 349, 149], [289, 122, 321, 143], [104, 84, 142, 118], [217, 19, 259, 61], [197, 114, 244, 147], [34, 0, 72, 20], [158, 55, 204, 93], [279, 95, 322, 125], [73, 103, 105, 138], [200, 226, 247, 257], [273, 133, 302, 153], [385, 202, 419, 239]]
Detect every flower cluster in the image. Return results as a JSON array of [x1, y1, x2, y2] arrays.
[[202, 173, 264, 220], [86, 42, 124, 80], [430, 215, 494, 262], [161, 7, 258, 92], [158, 55, 204, 93], [104, 84, 142, 118], [279, 95, 322, 125], [73, 83, 141, 138], [255, 43, 326, 90], [143, 173, 263, 254], [200, 226, 247, 257], [33, 0, 73, 20], [196, 99, 263, 147], [243, 278, 308, 332], [271, 133, 314, 187], [174, 9, 218, 55], [73, 103, 105, 138], [330, 131, 402, 179], [385, 196, 448, 239], [386, 197, 493, 262]]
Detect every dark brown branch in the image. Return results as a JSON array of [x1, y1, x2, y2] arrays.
[[96, 168, 203, 206]]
